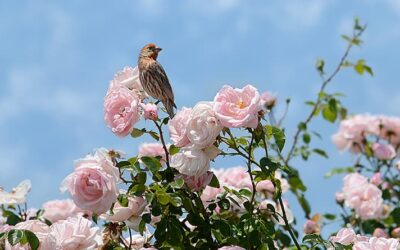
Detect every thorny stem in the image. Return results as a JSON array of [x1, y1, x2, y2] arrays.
[[284, 27, 366, 166], [153, 120, 170, 169], [246, 130, 257, 207]]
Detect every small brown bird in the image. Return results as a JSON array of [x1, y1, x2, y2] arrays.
[[138, 43, 176, 118]]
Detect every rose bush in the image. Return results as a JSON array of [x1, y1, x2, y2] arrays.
[[0, 19, 399, 250]]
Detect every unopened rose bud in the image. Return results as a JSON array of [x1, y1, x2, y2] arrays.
[[373, 228, 389, 238], [371, 172, 383, 186], [260, 91, 277, 110], [303, 220, 320, 234], [372, 143, 396, 160], [335, 192, 345, 203], [141, 103, 158, 121], [391, 227, 400, 238]]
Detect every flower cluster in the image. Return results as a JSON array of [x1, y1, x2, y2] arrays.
[[336, 173, 385, 220], [330, 228, 399, 249]]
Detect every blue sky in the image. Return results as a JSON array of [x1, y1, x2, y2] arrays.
[[1, 0, 400, 235]]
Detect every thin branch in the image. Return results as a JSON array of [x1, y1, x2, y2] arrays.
[[278, 197, 301, 250], [284, 27, 366, 166], [153, 120, 170, 168]]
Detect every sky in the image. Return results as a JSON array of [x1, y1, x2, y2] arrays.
[[1, 0, 400, 236]]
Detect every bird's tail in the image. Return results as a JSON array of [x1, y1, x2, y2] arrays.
[[163, 98, 176, 118]]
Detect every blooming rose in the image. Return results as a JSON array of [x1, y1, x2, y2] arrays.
[[303, 220, 320, 234], [0, 180, 31, 205], [42, 216, 99, 250], [101, 195, 146, 222], [171, 146, 211, 177], [42, 199, 90, 223], [353, 237, 399, 250], [104, 85, 141, 137], [61, 164, 118, 215], [108, 66, 147, 100], [187, 102, 223, 148], [214, 167, 252, 190], [372, 143, 396, 160], [5, 220, 50, 249], [141, 103, 158, 121], [213, 85, 261, 128], [181, 171, 214, 191], [341, 173, 384, 220], [378, 115, 400, 145], [169, 107, 192, 147], [138, 143, 166, 162], [330, 228, 356, 245], [201, 185, 224, 202]]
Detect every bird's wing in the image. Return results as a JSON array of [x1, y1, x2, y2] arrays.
[[148, 61, 175, 101]]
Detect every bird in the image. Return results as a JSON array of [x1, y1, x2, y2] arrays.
[[138, 43, 176, 118]]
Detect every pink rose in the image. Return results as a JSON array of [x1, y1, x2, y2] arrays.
[[335, 192, 345, 203], [201, 186, 224, 202], [353, 237, 399, 250], [141, 103, 158, 121], [0, 224, 13, 233], [372, 143, 396, 160], [330, 228, 356, 245], [61, 164, 118, 215], [104, 85, 141, 137], [181, 171, 213, 192], [108, 66, 147, 100], [139, 143, 166, 162], [378, 115, 400, 145], [373, 228, 389, 238], [5, 220, 50, 249], [260, 91, 277, 109], [213, 167, 252, 190], [213, 85, 261, 128], [169, 107, 192, 147], [171, 146, 211, 177], [101, 195, 146, 222], [187, 102, 223, 148], [42, 199, 90, 223], [256, 180, 275, 193], [371, 172, 383, 186], [303, 220, 320, 234], [42, 216, 99, 250]]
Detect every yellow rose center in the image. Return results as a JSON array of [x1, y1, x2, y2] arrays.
[[237, 100, 246, 109]]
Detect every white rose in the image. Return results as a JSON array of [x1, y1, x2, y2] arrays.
[[171, 146, 211, 177], [187, 102, 223, 148]]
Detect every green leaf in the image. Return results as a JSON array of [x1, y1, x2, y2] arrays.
[[141, 156, 162, 173], [391, 207, 400, 224], [24, 230, 39, 250], [7, 229, 24, 246], [324, 167, 354, 178], [169, 145, 180, 156], [272, 126, 285, 152], [170, 178, 184, 189], [298, 194, 311, 217], [323, 213, 336, 220], [322, 104, 337, 123], [131, 128, 146, 138], [315, 58, 325, 74], [117, 194, 129, 207], [157, 192, 170, 205], [302, 133, 311, 144], [209, 174, 220, 188], [3, 210, 22, 225], [289, 176, 307, 192], [313, 148, 328, 158]]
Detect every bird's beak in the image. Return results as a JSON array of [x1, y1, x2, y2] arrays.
[[155, 47, 162, 52]]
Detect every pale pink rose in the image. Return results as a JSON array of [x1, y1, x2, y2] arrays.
[[104, 85, 141, 137], [5, 220, 50, 250], [101, 196, 146, 222], [341, 173, 384, 220], [0, 224, 13, 233], [92, 148, 121, 181], [303, 220, 320, 234], [372, 143, 396, 160], [181, 171, 213, 191], [335, 192, 345, 203], [187, 102, 223, 148], [330, 228, 356, 245], [42, 216, 99, 250], [392, 228, 400, 238], [127, 234, 145, 249], [218, 246, 245, 250], [43, 199, 90, 223], [373, 228, 389, 238], [371, 172, 383, 186], [141, 103, 158, 121], [139, 143, 166, 162], [213, 167, 252, 190], [201, 186, 224, 202], [213, 85, 261, 128], [378, 115, 400, 145], [353, 237, 399, 250], [108, 66, 147, 100], [169, 107, 192, 147], [171, 146, 211, 177], [61, 166, 118, 215], [260, 91, 277, 109], [256, 180, 275, 193], [332, 114, 380, 153]]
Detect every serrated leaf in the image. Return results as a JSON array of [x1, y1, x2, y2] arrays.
[[272, 126, 285, 152], [131, 128, 146, 138], [7, 229, 24, 246], [141, 156, 162, 173]]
